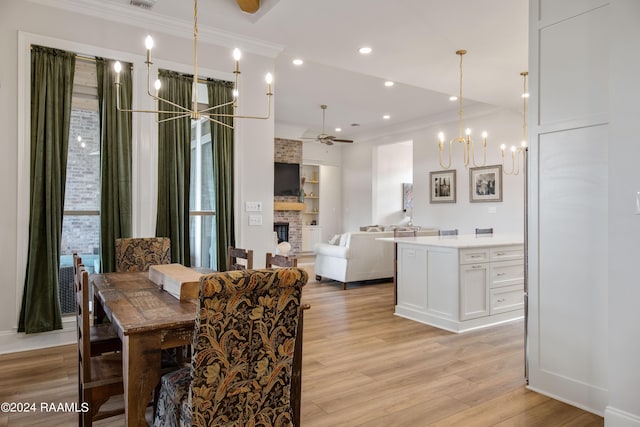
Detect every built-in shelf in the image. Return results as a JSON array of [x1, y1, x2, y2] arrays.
[[274, 202, 306, 211]]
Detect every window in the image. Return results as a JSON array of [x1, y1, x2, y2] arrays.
[[189, 82, 217, 270], [59, 58, 101, 313]]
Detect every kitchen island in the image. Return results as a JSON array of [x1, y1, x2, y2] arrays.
[[379, 234, 524, 333]]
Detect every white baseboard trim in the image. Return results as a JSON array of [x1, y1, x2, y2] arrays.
[[526, 384, 604, 417], [0, 317, 76, 354], [605, 407, 640, 427]]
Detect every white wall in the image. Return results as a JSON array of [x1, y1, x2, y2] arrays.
[[372, 141, 413, 226], [0, 0, 277, 352], [342, 107, 525, 234]]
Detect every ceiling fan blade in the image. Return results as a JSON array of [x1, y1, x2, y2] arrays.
[[332, 138, 354, 143]]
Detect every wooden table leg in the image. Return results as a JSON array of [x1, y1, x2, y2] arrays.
[[123, 332, 162, 427]]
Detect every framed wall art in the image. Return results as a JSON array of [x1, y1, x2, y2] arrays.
[[469, 164, 502, 202], [429, 170, 456, 203], [402, 183, 413, 211]]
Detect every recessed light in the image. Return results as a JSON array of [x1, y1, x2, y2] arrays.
[[292, 58, 304, 66], [358, 46, 372, 55], [449, 96, 458, 101], [383, 115, 390, 120], [335, 127, 342, 132], [384, 81, 394, 87]]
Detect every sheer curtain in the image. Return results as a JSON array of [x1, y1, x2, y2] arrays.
[[19, 46, 76, 333], [206, 79, 235, 271], [96, 58, 133, 273], [156, 70, 193, 266]]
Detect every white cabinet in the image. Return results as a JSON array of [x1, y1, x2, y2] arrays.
[[394, 236, 524, 333], [460, 262, 490, 320], [302, 226, 322, 252]]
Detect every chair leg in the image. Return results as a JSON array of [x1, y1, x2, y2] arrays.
[[342, 282, 347, 290]]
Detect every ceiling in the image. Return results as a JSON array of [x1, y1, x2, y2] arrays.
[[105, 0, 529, 142]]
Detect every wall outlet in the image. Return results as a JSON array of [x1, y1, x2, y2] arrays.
[[246, 201, 263, 212], [248, 214, 263, 226]]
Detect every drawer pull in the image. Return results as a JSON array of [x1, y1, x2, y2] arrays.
[[469, 255, 482, 258], [496, 273, 506, 276], [495, 252, 505, 256], [471, 265, 483, 269], [496, 298, 506, 303]]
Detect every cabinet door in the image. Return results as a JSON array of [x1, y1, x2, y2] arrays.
[[302, 226, 322, 252], [460, 263, 490, 320]]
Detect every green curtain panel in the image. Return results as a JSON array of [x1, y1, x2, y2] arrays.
[[19, 46, 76, 333], [156, 70, 193, 266], [206, 79, 235, 271], [96, 58, 133, 273]]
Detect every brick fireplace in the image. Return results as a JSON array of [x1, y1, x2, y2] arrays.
[[274, 138, 303, 253]]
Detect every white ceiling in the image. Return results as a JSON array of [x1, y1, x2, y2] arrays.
[[104, 0, 529, 141]]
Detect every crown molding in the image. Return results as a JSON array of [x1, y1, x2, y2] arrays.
[[25, 0, 284, 58]]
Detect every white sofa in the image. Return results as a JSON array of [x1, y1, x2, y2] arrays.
[[314, 228, 438, 289]]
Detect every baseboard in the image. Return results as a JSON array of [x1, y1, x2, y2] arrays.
[[0, 317, 76, 355], [605, 407, 640, 427]]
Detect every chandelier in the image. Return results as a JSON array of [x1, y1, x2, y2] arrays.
[[113, 0, 272, 129], [500, 71, 528, 175], [438, 50, 488, 169]]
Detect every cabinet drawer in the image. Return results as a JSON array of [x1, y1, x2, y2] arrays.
[[459, 248, 490, 264], [490, 245, 524, 261], [490, 284, 524, 314], [490, 259, 524, 288]]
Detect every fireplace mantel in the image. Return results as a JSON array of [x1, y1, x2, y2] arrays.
[[274, 202, 306, 211]]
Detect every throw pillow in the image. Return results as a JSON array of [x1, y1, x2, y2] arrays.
[[328, 234, 341, 245]]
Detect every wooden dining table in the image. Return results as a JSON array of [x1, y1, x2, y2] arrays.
[[90, 271, 198, 427]]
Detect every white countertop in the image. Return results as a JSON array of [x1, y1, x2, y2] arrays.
[[377, 234, 523, 249]]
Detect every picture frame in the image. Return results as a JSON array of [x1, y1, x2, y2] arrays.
[[469, 164, 502, 202], [402, 183, 413, 211], [429, 170, 456, 203]]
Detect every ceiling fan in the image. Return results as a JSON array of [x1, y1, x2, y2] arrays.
[[301, 105, 354, 145]]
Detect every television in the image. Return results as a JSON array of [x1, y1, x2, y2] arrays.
[[274, 162, 300, 196]]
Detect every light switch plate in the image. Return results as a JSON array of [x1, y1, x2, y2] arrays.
[[636, 192, 640, 215], [488, 206, 497, 214], [248, 214, 263, 226], [246, 201, 263, 212]]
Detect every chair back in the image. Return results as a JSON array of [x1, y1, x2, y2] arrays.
[[393, 229, 417, 238], [475, 227, 494, 236], [114, 237, 171, 272], [227, 246, 254, 270], [189, 268, 308, 426], [76, 267, 92, 383], [438, 229, 458, 236], [265, 252, 298, 268]]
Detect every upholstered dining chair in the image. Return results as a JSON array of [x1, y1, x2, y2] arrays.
[[265, 252, 298, 268], [114, 237, 171, 272], [227, 246, 254, 270], [153, 268, 308, 427], [392, 229, 417, 305], [77, 267, 124, 426], [438, 229, 459, 236], [475, 227, 494, 236], [73, 253, 121, 356]]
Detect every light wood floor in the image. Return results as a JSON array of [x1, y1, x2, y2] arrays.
[[0, 277, 603, 426]]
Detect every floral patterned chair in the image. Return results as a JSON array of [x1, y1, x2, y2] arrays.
[[153, 268, 308, 427], [114, 237, 171, 272]]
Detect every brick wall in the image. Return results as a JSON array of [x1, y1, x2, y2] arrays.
[[274, 138, 303, 254]]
